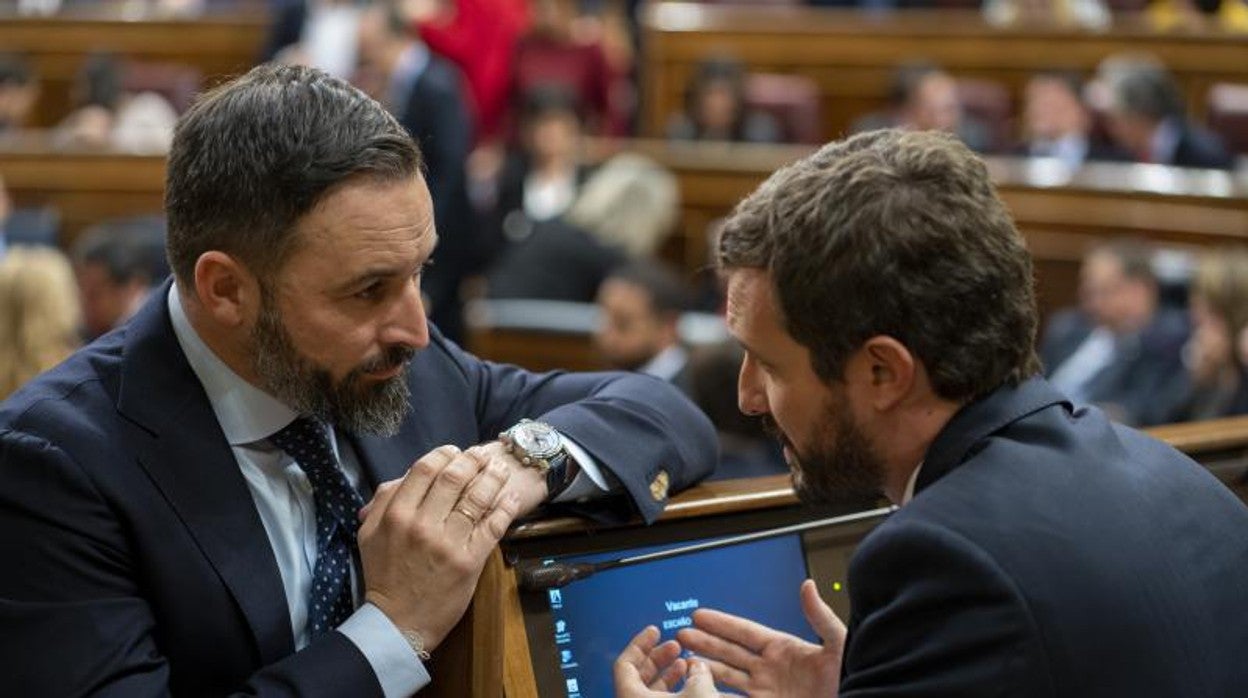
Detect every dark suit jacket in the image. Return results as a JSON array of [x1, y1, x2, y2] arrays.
[[842, 377, 1248, 696], [485, 218, 626, 303], [394, 54, 476, 343], [0, 283, 716, 696], [1170, 122, 1235, 170], [1039, 308, 1189, 426]]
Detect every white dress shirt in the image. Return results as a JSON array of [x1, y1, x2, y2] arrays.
[[168, 286, 429, 697]]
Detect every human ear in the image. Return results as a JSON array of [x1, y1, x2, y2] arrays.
[[861, 336, 916, 411], [191, 251, 261, 328]]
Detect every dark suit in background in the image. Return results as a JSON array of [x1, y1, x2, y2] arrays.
[[1169, 121, 1236, 170], [486, 218, 627, 303], [842, 377, 1248, 696], [389, 48, 475, 343], [0, 283, 716, 695], [1039, 307, 1189, 426]]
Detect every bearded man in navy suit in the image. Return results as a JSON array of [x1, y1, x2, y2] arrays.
[[0, 63, 715, 696], [615, 129, 1248, 697]]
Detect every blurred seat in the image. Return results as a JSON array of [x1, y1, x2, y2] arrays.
[[744, 73, 822, 144], [121, 61, 202, 114], [1208, 82, 1248, 155], [956, 77, 1012, 152]]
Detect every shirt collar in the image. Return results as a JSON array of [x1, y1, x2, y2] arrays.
[[1151, 118, 1181, 164], [901, 461, 923, 505], [640, 344, 688, 382], [167, 284, 299, 446]]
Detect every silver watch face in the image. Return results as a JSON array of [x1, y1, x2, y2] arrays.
[[513, 422, 561, 457]]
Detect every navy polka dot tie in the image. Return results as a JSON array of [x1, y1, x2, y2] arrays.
[[270, 416, 365, 637]]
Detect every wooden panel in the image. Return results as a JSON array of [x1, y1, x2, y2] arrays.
[[641, 3, 1248, 142], [0, 136, 167, 246], [0, 5, 267, 127]]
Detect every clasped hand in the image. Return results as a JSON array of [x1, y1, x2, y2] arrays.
[[354, 441, 547, 653], [614, 580, 846, 698]]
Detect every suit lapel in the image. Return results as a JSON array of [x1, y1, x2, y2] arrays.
[[117, 283, 294, 665], [915, 378, 1070, 497]]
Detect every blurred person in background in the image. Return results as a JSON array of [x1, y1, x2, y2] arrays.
[[264, 0, 365, 79], [564, 152, 678, 259], [594, 261, 691, 390], [1165, 248, 1248, 422], [666, 55, 779, 144], [512, 0, 625, 137], [686, 340, 786, 480], [1040, 240, 1189, 426], [71, 217, 168, 340], [54, 53, 177, 153], [0, 246, 80, 400], [1099, 57, 1234, 169], [488, 85, 590, 253], [0, 53, 38, 135], [401, 0, 530, 143], [1016, 71, 1127, 169], [356, 0, 476, 343], [485, 150, 675, 302], [853, 61, 991, 152]]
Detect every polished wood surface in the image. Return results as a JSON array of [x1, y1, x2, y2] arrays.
[[0, 134, 165, 246], [0, 5, 267, 128], [641, 3, 1248, 142]]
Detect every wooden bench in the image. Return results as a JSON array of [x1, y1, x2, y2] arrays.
[[0, 4, 267, 128]]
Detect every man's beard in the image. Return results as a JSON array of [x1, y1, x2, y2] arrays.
[[761, 394, 886, 506], [251, 291, 415, 436]]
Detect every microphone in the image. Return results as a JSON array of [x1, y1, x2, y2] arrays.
[[516, 505, 896, 591]]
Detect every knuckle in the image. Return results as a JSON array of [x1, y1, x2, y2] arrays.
[[411, 458, 441, 479]]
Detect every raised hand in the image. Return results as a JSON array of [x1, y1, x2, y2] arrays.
[[675, 580, 845, 698], [614, 626, 721, 698]]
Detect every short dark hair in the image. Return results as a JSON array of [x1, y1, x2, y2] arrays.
[[1088, 239, 1156, 284], [717, 129, 1040, 402], [73, 216, 169, 285], [605, 261, 689, 319], [78, 53, 122, 111], [165, 63, 421, 285], [1109, 64, 1184, 123]]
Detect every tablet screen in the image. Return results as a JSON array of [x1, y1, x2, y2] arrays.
[[537, 533, 815, 698]]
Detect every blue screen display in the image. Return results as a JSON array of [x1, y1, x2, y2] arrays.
[[541, 534, 815, 698]]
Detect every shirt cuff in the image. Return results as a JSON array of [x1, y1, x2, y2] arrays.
[[338, 603, 431, 698], [555, 434, 614, 502]]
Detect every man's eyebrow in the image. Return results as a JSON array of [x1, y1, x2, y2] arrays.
[[736, 338, 770, 364], [334, 266, 407, 293]]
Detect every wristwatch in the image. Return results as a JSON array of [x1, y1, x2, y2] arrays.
[[499, 419, 579, 499]]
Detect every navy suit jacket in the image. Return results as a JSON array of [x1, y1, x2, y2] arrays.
[[1039, 308, 1189, 426], [0, 283, 716, 696], [1170, 122, 1235, 171], [842, 378, 1248, 696]]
